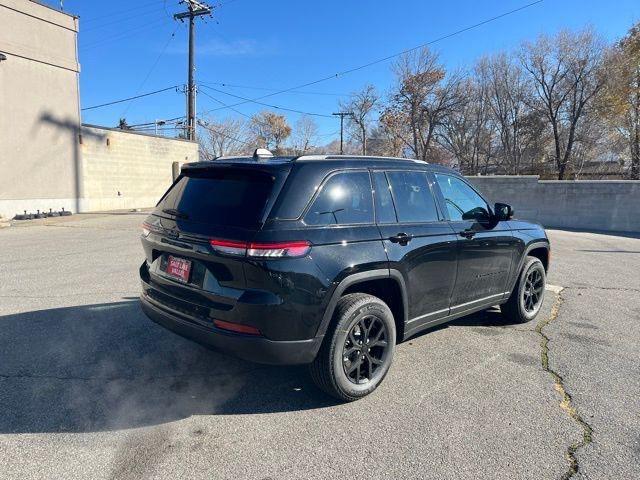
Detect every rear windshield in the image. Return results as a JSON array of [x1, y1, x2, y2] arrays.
[[155, 169, 276, 228]]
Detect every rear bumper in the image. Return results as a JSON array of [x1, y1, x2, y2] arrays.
[[140, 291, 322, 365]]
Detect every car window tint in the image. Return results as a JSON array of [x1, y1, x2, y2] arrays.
[[155, 170, 274, 228], [372, 171, 397, 223], [386, 171, 439, 223], [304, 171, 373, 226], [434, 173, 489, 221]]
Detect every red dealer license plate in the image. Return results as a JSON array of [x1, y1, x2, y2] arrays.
[[166, 256, 192, 283]]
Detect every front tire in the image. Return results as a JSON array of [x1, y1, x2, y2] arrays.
[[501, 256, 546, 323], [309, 293, 396, 401]]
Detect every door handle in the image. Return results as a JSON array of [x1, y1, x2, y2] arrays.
[[389, 233, 412, 245], [459, 229, 476, 239]]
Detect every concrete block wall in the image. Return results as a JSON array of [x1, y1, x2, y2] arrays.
[[467, 176, 640, 233], [79, 125, 198, 212]]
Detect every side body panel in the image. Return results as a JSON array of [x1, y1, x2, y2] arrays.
[[378, 222, 458, 324]]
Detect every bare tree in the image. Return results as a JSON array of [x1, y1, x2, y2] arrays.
[[198, 117, 249, 160], [481, 53, 544, 174], [520, 28, 607, 179], [341, 85, 379, 155], [291, 115, 319, 155], [249, 111, 292, 154], [439, 76, 494, 175]]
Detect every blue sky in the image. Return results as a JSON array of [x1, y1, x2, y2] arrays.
[[53, 0, 640, 140]]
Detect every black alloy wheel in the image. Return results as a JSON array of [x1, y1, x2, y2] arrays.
[[523, 267, 544, 313], [342, 315, 389, 384]]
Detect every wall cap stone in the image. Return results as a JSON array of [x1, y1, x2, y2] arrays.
[[81, 124, 198, 144]]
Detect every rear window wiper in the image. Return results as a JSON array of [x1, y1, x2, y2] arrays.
[[162, 208, 189, 219]]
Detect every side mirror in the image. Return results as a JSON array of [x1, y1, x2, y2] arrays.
[[462, 206, 491, 223], [494, 202, 514, 221]]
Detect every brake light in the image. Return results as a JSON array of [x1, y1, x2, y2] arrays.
[[209, 239, 247, 256], [213, 319, 261, 335], [248, 241, 311, 258], [209, 239, 311, 258], [141, 222, 154, 237]]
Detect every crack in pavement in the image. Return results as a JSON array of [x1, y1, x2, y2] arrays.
[[565, 285, 640, 293], [536, 289, 594, 480]]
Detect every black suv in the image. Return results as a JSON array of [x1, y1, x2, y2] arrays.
[[140, 152, 549, 401]]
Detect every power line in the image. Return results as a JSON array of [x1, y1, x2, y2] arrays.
[[199, 81, 346, 96], [199, 84, 334, 118], [121, 24, 182, 117], [199, 89, 253, 119], [82, 1, 165, 24], [197, 119, 252, 146], [82, 17, 171, 50], [133, 1, 544, 129], [82, 12, 167, 33], [81, 85, 180, 111], [195, 0, 543, 117], [317, 130, 340, 138]]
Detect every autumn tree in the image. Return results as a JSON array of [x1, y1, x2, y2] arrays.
[[601, 22, 640, 179], [341, 85, 379, 155], [520, 28, 607, 179], [249, 111, 292, 153], [369, 109, 406, 157], [387, 48, 463, 162]]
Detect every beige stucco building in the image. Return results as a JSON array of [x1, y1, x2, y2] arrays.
[[0, 0, 198, 220]]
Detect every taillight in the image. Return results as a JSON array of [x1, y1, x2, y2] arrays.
[[141, 222, 153, 237], [209, 239, 248, 256], [213, 319, 261, 335], [209, 239, 311, 258], [248, 241, 311, 258]]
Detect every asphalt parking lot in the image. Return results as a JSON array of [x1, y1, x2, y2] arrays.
[[0, 214, 638, 479]]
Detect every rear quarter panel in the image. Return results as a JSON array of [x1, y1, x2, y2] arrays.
[[245, 222, 389, 340]]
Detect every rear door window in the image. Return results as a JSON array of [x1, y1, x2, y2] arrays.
[[386, 171, 439, 223], [304, 171, 374, 226], [156, 169, 275, 228], [372, 171, 397, 223]]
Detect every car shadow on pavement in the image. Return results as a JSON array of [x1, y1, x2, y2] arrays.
[[0, 300, 338, 434], [0, 300, 516, 434]]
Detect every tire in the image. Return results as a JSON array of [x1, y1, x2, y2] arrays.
[[309, 293, 396, 402], [501, 256, 546, 323]]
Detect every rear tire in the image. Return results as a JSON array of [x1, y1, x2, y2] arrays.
[[501, 256, 546, 323], [309, 293, 396, 402]]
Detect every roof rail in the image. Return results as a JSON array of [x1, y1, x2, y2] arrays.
[[295, 154, 329, 161], [294, 154, 425, 163]]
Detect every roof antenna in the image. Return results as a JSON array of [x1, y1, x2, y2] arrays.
[[253, 148, 274, 161]]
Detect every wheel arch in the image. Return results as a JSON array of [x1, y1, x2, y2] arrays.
[[528, 245, 550, 272], [316, 269, 408, 342], [506, 240, 550, 295]]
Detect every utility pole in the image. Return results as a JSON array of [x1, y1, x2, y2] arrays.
[[174, 0, 211, 141], [332, 112, 353, 155]]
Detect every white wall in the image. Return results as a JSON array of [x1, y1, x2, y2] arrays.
[[79, 125, 198, 212]]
